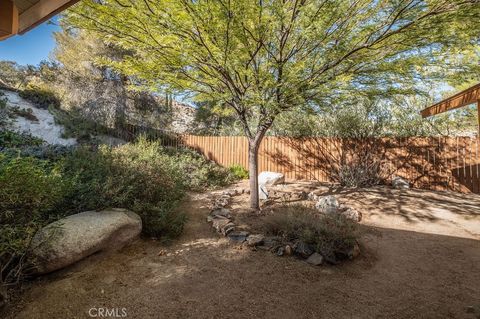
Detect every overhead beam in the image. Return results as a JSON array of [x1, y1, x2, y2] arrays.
[[18, 0, 80, 34], [421, 83, 480, 118], [0, 0, 19, 39]]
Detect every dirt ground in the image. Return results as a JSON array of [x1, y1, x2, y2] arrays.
[[4, 182, 480, 319]]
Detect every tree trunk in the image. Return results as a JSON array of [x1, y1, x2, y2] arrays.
[[248, 140, 260, 210]]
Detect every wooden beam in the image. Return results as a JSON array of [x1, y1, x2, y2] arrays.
[[0, 0, 18, 38], [421, 83, 480, 118], [18, 0, 80, 34]]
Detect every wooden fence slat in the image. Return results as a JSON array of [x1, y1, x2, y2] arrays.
[[175, 135, 480, 194]]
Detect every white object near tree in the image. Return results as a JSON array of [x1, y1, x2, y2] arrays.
[[257, 171, 285, 200]]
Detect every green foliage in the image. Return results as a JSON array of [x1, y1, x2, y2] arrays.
[[263, 205, 361, 261], [0, 137, 235, 297], [58, 138, 234, 237], [229, 164, 249, 180], [164, 147, 237, 189], [49, 106, 106, 142], [0, 131, 43, 148], [0, 154, 68, 288], [0, 94, 8, 128], [0, 155, 67, 226], [19, 85, 60, 109], [66, 0, 480, 139], [0, 61, 29, 89], [58, 139, 186, 237]]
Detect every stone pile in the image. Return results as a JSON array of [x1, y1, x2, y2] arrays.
[[206, 187, 361, 266]]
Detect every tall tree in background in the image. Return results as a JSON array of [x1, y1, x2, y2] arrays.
[[66, 0, 480, 209]]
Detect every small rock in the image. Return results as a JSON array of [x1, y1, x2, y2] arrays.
[[306, 252, 324, 266], [341, 207, 362, 222], [392, 176, 409, 189], [315, 195, 339, 214], [207, 208, 231, 222], [213, 196, 231, 208], [276, 246, 285, 256], [294, 241, 314, 258], [221, 223, 235, 236], [212, 218, 235, 236], [307, 191, 320, 201], [223, 189, 239, 197], [158, 250, 167, 256], [228, 231, 249, 243], [284, 245, 293, 255], [246, 234, 264, 247]]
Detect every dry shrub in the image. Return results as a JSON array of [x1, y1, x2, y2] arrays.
[[330, 140, 389, 188], [263, 205, 361, 262]]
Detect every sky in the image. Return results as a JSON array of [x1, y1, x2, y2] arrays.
[[0, 18, 60, 66]]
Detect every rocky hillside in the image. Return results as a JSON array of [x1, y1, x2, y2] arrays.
[[0, 89, 76, 146], [0, 87, 198, 146]]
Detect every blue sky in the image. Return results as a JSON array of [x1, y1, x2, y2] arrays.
[[0, 18, 60, 66]]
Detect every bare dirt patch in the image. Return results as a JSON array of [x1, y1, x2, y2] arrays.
[[3, 182, 480, 319]]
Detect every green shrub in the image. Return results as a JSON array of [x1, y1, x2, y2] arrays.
[[59, 138, 188, 238], [0, 137, 237, 300], [263, 205, 361, 262], [19, 85, 60, 109], [0, 96, 9, 128], [49, 107, 105, 142], [229, 164, 249, 180], [0, 131, 43, 148], [0, 154, 68, 290], [164, 146, 237, 189]]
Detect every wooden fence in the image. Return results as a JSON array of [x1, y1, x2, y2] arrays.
[[169, 135, 480, 194]]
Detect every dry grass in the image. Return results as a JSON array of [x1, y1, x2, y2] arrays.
[[262, 205, 361, 261]]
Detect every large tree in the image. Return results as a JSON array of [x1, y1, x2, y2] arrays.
[[65, 0, 480, 209]]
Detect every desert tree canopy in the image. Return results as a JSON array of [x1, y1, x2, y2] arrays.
[[65, 0, 480, 208]]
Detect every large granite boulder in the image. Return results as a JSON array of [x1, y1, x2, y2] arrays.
[[29, 208, 142, 274]]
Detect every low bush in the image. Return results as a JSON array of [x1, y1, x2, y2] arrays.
[[0, 131, 44, 148], [49, 107, 105, 142], [329, 142, 389, 188], [263, 205, 361, 262], [163, 146, 237, 189], [0, 154, 68, 290], [58, 139, 187, 238], [229, 164, 249, 180], [0, 137, 237, 301], [19, 85, 60, 109], [0, 94, 8, 128]]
